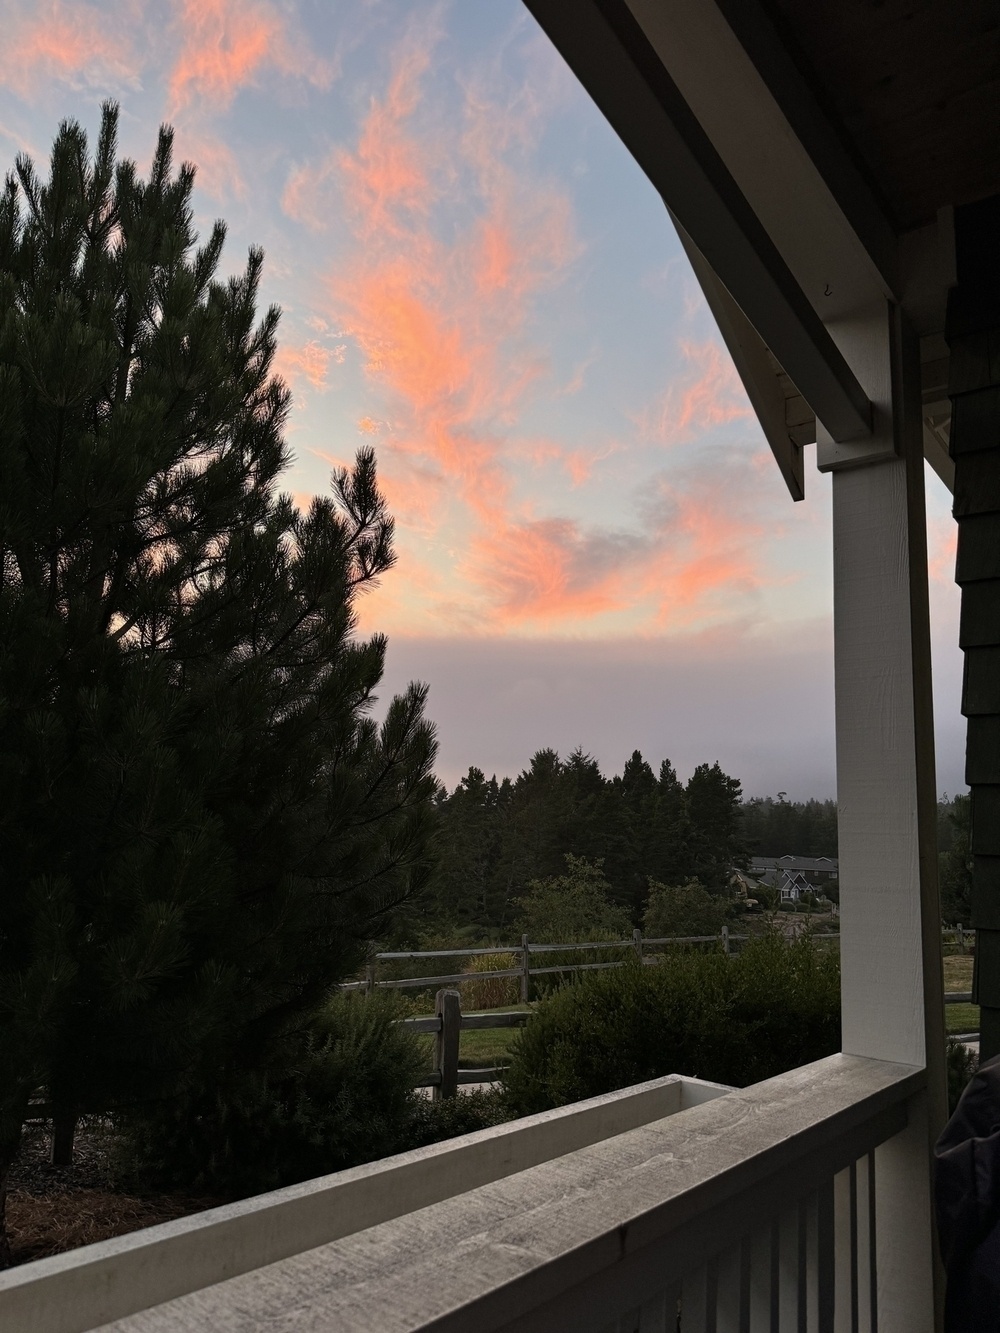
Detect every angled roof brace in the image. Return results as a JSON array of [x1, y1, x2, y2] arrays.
[[674, 218, 808, 501], [523, 0, 874, 444]]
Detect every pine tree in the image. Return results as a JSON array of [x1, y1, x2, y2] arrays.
[[0, 106, 436, 1261], [685, 762, 748, 890]]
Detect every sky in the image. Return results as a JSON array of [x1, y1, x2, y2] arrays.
[[0, 0, 966, 798]]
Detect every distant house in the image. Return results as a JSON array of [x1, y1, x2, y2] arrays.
[[749, 855, 838, 902]]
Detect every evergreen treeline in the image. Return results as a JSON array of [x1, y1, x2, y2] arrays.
[[422, 749, 747, 934], [422, 759, 971, 937], [741, 795, 838, 858]]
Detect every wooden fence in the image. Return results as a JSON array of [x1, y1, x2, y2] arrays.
[[388, 926, 977, 1097], [399, 989, 528, 1098], [342, 926, 839, 1000], [346, 925, 972, 1002]]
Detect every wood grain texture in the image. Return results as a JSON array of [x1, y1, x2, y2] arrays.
[[88, 1057, 919, 1333]]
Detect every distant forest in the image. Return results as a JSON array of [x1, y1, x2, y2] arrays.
[[415, 749, 971, 937]]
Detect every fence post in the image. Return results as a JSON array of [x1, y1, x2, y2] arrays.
[[520, 934, 531, 1003], [433, 989, 461, 1101], [721, 924, 730, 956], [632, 928, 643, 965], [957, 923, 965, 954], [365, 958, 378, 993]]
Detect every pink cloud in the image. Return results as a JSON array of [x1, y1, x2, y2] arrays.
[[0, 2, 141, 98], [927, 511, 958, 586], [318, 37, 576, 535], [290, 27, 772, 637], [273, 339, 336, 392], [167, 0, 333, 113], [460, 448, 772, 631], [176, 127, 245, 200], [639, 339, 754, 445]]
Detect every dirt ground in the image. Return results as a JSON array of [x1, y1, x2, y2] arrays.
[[4, 1123, 215, 1268]]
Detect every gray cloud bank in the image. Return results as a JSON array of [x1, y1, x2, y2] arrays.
[[376, 630, 967, 800]]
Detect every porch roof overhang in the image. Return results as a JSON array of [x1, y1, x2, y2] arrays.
[[523, 0, 1000, 499]]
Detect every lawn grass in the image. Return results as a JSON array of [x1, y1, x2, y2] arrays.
[[942, 954, 977, 1034], [942, 953, 973, 991], [946, 1002, 980, 1034]]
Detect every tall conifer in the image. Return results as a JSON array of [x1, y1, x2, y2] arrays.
[[0, 106, 436, 1260]]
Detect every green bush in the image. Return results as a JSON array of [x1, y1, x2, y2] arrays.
[[117, 991, 425, 1198], [515, 855, 631, 942], [404, 1087, 510, 1149], [503, 935, 840, 1115], [643, 880, 727, 938]]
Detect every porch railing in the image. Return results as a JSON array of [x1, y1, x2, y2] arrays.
[[1, 1053, 922, 1332]]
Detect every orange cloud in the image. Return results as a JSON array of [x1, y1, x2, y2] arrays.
[[927, 511, 958, 586], [639, 339, 754, 445], [317, 29, 581, 546], [167, 0, 333, 112], [0, 3, 140, 98], [273, 339, 338, 392], [460, 446, 773, 632], [290, 27, 771, 638]]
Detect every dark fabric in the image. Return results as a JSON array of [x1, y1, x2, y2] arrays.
[[935, 1054, 1000, 1331]]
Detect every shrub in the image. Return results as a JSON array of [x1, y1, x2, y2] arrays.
[[462, 953, 520, 1009], [503, 935, 840, 1114], [515, 855, 631, 942], [117, 992, 425, 1198], [404, 1087, 510, 1149], [643, 880, 728, 938]]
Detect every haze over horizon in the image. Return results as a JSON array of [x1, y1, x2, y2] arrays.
[[0, 0, 966, 800]]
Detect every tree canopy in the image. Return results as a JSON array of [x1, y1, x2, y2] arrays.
[[424, 747, 749, 933], [0, 105, 436, 1258]]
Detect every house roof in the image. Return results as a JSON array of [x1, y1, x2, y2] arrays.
[[750, 855, 838, 873]]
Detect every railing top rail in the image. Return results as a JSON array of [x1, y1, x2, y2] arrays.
[[0, 1071, 721, 1333], [94, 1054, 921, 1333]]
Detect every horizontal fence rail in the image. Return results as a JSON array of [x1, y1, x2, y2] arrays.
[[402, 992, 530, 1097], [342, 926, 848, 998]]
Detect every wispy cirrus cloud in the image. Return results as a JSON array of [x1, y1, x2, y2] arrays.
[[637, 338, 754, 445], [274, 339, 344, 393], [465, 444, 773, 631], [166, 0, 334, 113], [0, 1, 142, 99], [285, 22, 775, 636]]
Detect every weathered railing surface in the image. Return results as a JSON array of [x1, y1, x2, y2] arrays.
[[17, 1054, 921, 1332], [0, 1073, 730, 1333]]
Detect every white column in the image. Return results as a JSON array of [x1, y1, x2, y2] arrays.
[[822, 302, 946, 1331]]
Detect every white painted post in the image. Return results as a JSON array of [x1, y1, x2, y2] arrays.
[[821, 301, 946, 1331], [433, 989, 461, 1102], [520, 934, 531, 1003]]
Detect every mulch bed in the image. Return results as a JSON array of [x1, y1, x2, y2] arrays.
[[6, 1123, 218, 1268]]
